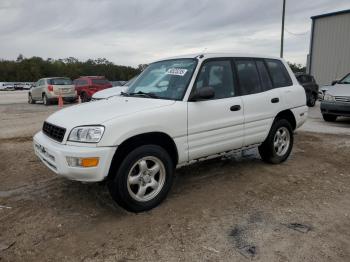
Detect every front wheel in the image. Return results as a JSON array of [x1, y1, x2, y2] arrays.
[[81, 92, 89, 103], [107, 145, 174, 212], [28, 94, 35, 104], [259, 119, 294, 164], [307, 93, 316, 107]]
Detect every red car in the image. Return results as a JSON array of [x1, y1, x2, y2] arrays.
[[73, 76, 112, 102]]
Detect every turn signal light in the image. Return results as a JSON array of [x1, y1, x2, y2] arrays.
[[66, 157, 99, 168]]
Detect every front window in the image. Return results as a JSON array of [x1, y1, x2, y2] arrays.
[[49, 78, 72, 85], [339, 74, 350, 84], [126, 58, 197, 100]]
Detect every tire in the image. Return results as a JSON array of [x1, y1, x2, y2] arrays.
[[43, 94, 50, 106], [28, 94, 35, 104], [107, 145, 174, 213], [307, 93, 316, 107], [81, 92, 89, 103], [258, 118, 294, 164], [322, 114, 337, 122]]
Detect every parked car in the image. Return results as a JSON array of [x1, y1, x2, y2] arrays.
[[28, 77, 77, 105], [91, 76, 138, 101], [33, 53, 307, 212], [74, 76, 112, 102], [321, 72, 350, 122], [295, 73, 319, 107]]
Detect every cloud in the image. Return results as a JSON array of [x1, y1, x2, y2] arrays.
[[0, 0, 349, 66]]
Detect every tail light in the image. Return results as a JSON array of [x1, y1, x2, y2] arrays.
[[48, 85, 53, 92]]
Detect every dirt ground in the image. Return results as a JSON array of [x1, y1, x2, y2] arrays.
[[1, 93, 350, 261]]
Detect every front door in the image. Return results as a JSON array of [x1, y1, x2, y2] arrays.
[[187, 59, 244, 160]]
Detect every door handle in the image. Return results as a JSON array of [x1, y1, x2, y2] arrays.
[[230, 105, 241, 111], [271, 98, 279, 103]]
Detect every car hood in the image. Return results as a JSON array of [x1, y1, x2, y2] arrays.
[[46, 96, 176, 129], [326, 84, 350, 96], [92, 86, 127, 99]]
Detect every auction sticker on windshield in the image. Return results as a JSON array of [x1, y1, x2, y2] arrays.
[[166, 68, 188, 76]]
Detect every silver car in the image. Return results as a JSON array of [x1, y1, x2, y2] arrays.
[[320, 73, 350, 121], [28, 77, 77, 105]]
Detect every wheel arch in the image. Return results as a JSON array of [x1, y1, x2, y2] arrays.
[[274, 109, 297, 130], [107, 132, 179, 179]]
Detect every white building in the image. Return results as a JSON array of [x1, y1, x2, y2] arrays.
[[308, 9, 350, 86]]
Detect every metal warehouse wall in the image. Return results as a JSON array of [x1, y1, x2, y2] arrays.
[[310, 12, 350, 86]]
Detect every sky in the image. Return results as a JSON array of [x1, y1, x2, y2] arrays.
[[0, 0, 349, 67]]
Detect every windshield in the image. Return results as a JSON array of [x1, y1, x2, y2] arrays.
[[49, 78, 72, 85], [339, 74, 350, 84], [127, 58, 197, 100]]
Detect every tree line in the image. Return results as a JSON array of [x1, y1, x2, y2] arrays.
[[0, 54, 142, 82]]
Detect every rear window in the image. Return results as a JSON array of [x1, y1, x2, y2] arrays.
[[265, 59, 292, 87], [92, 79, 109, 85], [49, 78, 72, 85]]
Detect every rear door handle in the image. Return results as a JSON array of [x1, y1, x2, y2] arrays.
[[230, 105, 241, 111], [271, 98, 279, 103]]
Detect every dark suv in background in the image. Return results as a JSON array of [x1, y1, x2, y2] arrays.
[[295, 73, 319, 107], [73, 76, 112, 102]]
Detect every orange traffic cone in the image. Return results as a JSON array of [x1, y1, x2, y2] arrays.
[[58, 95, 64, 108], [78, 95, 82, 104]]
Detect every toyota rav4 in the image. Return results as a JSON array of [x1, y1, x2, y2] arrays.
[[33, 53, 308, 212]]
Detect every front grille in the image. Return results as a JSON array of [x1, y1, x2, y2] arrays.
[[42, 122, 66, 142], [335, 96, 350, 103]]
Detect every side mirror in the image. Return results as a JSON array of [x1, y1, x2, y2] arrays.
[[190, 86, 215, 101], [331, 80, 338, 86]]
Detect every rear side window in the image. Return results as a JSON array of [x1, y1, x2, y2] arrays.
[[265, 59, 292, 87], [256, 60, 273, 91], [235, 59, 262, 95]]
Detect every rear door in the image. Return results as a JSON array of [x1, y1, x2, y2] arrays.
[[265, 59, 303, 109], [234, 58, 282, 146], [187, 59, 244, 160]]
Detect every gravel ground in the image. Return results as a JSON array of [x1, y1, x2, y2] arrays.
[[0, 92, 350, 261]]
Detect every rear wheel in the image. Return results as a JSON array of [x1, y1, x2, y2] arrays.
[[43, 94, 50, 106], [322, 114, 337, 122], [258, 119, 294, 164], [107, 145, 174, 213], [28, 94, 35, 104]]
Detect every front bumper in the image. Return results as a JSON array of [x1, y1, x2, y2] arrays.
[[33, 131, 116, 182], [320, 101, 350, 116]]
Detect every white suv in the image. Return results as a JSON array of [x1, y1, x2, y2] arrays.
[[33, 53, 307, 212]]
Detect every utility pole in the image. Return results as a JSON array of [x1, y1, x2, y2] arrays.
[[280, 0, 286, 58]]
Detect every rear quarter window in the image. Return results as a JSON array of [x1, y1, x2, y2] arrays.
[[265, 59, 292, 87]]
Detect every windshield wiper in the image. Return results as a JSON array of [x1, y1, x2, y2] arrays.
[[120, 91, 130, 96], [128, 91, 159, 99]]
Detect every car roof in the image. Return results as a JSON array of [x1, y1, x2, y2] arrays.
[[153, 52, 282, 63]]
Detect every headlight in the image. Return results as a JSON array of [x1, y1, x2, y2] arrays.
[[324, 94, 335, 101], [68, 126, 105, 143]]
